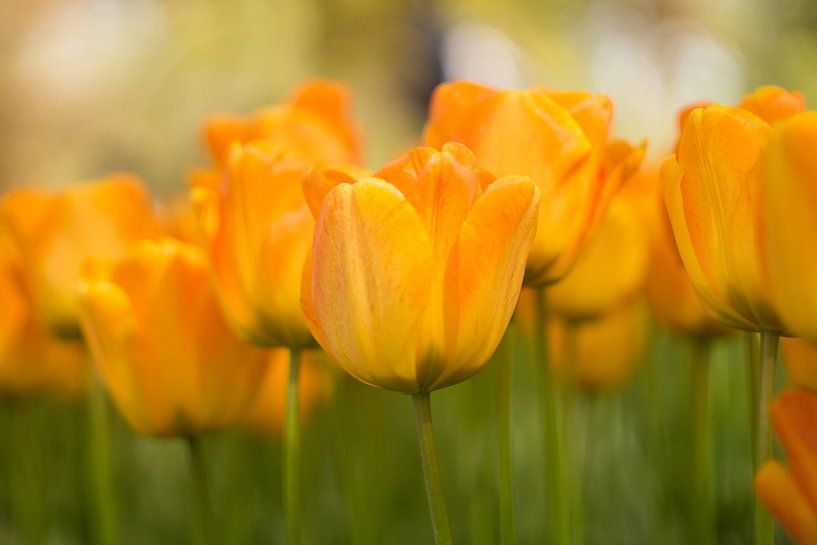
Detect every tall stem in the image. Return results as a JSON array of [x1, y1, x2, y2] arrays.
[[285, 348, 302, 545], [187, 436, 213, 545], [562, 323, 583, 545], [497, 328, 517, 545], [755, 330, 779, 545], [85, 363, 116, 545], [691, 340, 714, 545], [412, 392, 453, 545], [9, 400, 45, 545]]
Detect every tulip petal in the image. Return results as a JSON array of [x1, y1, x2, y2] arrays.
[[739, 85, 806, 126], [302, 168, 358, 219], [770, 389, 817, 518], [424, 81, 499, 146], [303, 179, 434, 393], [756, 461, 817, 545]]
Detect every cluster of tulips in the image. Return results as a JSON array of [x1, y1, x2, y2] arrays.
[[3, 78, 817, 545]]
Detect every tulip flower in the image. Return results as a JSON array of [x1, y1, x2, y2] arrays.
[[78, 238, 268, 437], [782, 338, 817, 394], [0, 230, 84, 398], [760, 112, 817, 344], [203, 79, 361, 168], [302, 142, 539, 544], [0, 174, 157, 339], [424, 80, 645, 286], [755, 388, 817, 545], [243, 349, 334, 435]]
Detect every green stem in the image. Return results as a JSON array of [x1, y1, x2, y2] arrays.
[[755, 330, 779, 545], [691, 340, 714, 545], [497, 328, 517, 545], [9, 399, 46, 545], [285, 348, 302, 545], [412, 392, 453, 545], [746, 332, 760, 469], [85, 364, 116, 545], [562, 323, 583, 545], [187, 436, 213, 545]]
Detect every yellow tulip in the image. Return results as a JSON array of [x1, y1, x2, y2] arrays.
[[192, 142, 320, 348], [0, 174, 157, 338], [203, 79, 361, 168], [301, 142, 540, 393], [243, 349, 334, 435], [755, 388, 817, 545], [77, 238, 268, 437], [424, 81, 645, 286], [0, 230, 84, 398], [548, 302, 647, 392], [760, 112, 817, 343]]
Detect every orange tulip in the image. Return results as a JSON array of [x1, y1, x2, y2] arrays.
[[0, 174, 157, 338], [782, 338, 817, 393], [301, 142, 540, 393], [243, 349, 334, 435], [760, 112, 817, 343], [424, 81, 645, 286], [548, 302, 647, 392], [203, 79, 361, 168], [77, 238, 268, 436], [755, 388, 817, 544], [0, 230, 84, 398]]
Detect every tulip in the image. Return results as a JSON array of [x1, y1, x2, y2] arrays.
[[302, 142, 539, 544], [243, 349, 334, 435], [782, 338, 817, 393], [0, 174, 157, 339], [755, 388, 817, 545], [424, 80, 645, 286], [760, 112, 817, 344], [0, 229, 84, 398], [203, 79, 361, 168], [78, 237, 268, 437]]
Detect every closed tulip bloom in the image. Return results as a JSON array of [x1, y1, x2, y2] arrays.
[[243, 349, 334, 435], [302, 142, 540, 393], [761, 112, 817, 343], [0, 231, 84, 398], [661, 105, 786, 331], [0, 174, 157, 338], [78, 238, 268, 436], [203, 79, 361, 168], [424, 81, 645, 286], [755, 388, 817, 544], [548, 302, 647, 392], [192, 142, 326, 348]]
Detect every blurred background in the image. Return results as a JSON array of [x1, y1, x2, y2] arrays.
[[0, 0, 813, 543]]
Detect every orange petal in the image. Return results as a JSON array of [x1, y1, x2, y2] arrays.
[[740, 85, 806, 126], [756, 461, 817, 545], [770, 389, 817, 518]]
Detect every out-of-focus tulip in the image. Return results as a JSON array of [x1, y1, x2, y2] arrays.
[[78, 238, 268, 437], [0, 230, 84, 398], [243, 349, 334, 435], [0, 174, 157, 338], [739, 86, 806, 126], [760, 112, 817, 343], [424, 81, 645, 286], [661, 106, 784, 332], [548, 302, 647, 393], [192, 143, 323, 348], [782, 338, 817, 393], [203, 79, 361, 168], [546, 187, 649, 321], [301, 142, 540, 393], [755, 388, 817, 544]]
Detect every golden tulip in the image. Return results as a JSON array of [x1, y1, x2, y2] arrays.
[[424, 81, 645, 286], [548, 302, 647, 392], [301, 142, 540, 393], [243, 349, 334, 435], [0, 230, 84, 398], [760, 112, 817, 343], [0, 174, 157, 338], [192, 142, 322, 348], [755, 388, 817, 544], [77, 238, 268, 437], [203, 79, 361, 168]]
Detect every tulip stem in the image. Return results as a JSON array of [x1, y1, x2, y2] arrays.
[[412, 392, 453, 545], [285, 348, 302, 545], [497, 328, 517, 545], [691, 339, 714, 545], [85, 363, 117, 545], [8, 399, 46, 545], [187, 436, 213, 545], [755, 330, 779, 545]]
